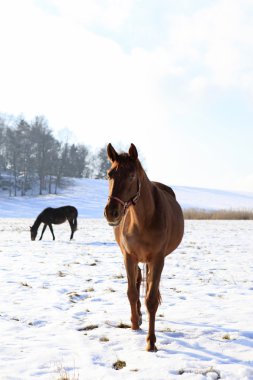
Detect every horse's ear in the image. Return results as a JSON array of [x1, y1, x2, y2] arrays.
[[129, 143, 138, 161], [107, 143, 119, 163]]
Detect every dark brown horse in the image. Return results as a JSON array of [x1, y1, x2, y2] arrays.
[[30, 206, 78, 241], [104, 143, 184, 351]]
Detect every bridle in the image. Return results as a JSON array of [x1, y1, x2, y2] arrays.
[[108, 179, 141, 215]]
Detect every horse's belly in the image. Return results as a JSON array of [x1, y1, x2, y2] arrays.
[[53, 218, 66, 224], [115, 220, 183, 263]]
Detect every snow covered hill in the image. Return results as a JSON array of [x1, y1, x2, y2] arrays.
[[1, 178, 253, 218]]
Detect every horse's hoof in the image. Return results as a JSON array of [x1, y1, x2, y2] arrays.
[[146, 343, 158, 352]]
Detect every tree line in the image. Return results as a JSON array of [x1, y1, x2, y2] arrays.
[[0, 114, 110, 196]]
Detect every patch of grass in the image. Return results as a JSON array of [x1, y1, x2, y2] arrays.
[[222, 333, 232, 340], [160, 327, 176, 333], [117, 322, 131, 329], [114, 273, 124, 279], [56, 364, 79, 380], [99, 336, 109, 342], [20, 281, 32, 288], [179, 366, 220, 379], [112, 360, 126, 370], [170, 287, 182, 293], [58, 271, 67, 277], [77, 324, 98, 331], [67, 292, 83, 303], [107, 287, 116, 292], [85, 287, 94, 292], [11, 317, 20, 321]]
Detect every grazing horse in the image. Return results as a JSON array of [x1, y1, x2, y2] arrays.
[[104, 143, 184, 351], [30, 206, 78, 241]]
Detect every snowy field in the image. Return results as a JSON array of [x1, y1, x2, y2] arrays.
[[1, 218, 253, 380], [0, 179, 253, 379]]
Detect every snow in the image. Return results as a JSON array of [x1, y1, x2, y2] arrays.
[[0, 179, 253, 379]]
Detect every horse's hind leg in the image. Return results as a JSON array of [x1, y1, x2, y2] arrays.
[[124, 254, 141, 330], [145, 258, 164, 352], [39, 224, 47, 240], [73, 216, 77, 231], [48, 224, 55, 240], [68, 220, 75, 240]]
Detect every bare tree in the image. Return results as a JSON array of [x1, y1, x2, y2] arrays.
[[95, 145, 111, 179], [31, 116, 58, 195]]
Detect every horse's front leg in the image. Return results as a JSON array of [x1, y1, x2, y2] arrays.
[[39, 224, 47, 240], [145, 257, 164, 352], [48, 224, 55, 240], [124, 254, 141, 330], [136, 266, 142, 326]]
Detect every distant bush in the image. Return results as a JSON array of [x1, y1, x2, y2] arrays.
[[183, 208, 253, 220]]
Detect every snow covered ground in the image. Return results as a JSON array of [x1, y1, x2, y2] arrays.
[[0, 179, 253, 379]]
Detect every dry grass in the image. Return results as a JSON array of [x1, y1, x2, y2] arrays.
[[112, 360, 126, 370], [99, 336, 109, 342], [178, 366, 220, 379], [77, 324, 98, 331], [183, 208, 253, 220], [117, 322, 131, 329], [56, 364, 79, 380]]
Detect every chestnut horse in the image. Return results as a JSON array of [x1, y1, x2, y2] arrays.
[[104, 143, 184, 351]]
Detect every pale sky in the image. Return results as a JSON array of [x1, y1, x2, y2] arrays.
[[0, 0, 253, 192]]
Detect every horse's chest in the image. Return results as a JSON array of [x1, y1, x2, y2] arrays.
[[118, 229, 160, 262]]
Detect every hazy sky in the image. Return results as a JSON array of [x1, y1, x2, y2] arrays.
[[0, 0, 253, 192]]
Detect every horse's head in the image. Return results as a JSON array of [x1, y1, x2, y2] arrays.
[[30, 226, 37, 241], [104, 143, 141, 227]]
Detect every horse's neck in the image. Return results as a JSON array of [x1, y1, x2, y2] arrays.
[[32, 215, 42, 230], [130, 174, 156, 222]]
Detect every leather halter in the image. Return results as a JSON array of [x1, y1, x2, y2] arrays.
[[108, 180, 141, 214]]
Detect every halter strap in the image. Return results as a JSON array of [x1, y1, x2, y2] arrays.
[[108, 180, 141, 214]]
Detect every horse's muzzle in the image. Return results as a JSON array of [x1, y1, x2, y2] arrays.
[[104, 201, 123, 227]]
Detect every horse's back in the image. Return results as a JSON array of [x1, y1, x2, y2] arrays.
[[41, 207, 53, 216], [40, 206, 77, 223], [152, 181, 176, 199]]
